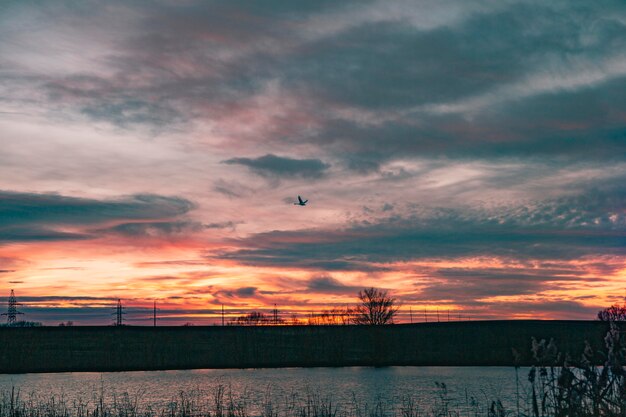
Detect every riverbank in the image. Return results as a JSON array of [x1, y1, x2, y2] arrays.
[[0, 320, 612, 373]]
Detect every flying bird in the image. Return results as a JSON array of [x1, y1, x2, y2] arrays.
[[294, 195, 308, 206]]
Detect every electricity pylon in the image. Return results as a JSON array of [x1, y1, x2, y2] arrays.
[[2, 290, 23, 326], [113, 299, 125, 326]]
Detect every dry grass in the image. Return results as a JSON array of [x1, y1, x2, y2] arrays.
[[0, 384, 500, 417]]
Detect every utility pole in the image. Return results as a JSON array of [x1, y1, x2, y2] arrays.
[[221, 304, 225, 326], [2, 289, 23, 326], [273, 303, 278, 325], [113, 299, 125, 326]]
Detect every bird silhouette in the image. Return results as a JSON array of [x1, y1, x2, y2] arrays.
[[294, 195, 308, 206]]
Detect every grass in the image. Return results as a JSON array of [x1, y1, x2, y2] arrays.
[[0, 384, 510, 417]]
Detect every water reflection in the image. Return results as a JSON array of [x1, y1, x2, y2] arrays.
[[0, 367, 526, 415]]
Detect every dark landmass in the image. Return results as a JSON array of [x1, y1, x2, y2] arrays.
[[0, 320, 615, 374]]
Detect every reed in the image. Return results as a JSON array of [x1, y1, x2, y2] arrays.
[[0, 385, 498, 417], [523, 322, 626, 417]]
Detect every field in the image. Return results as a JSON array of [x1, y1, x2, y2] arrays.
[[0, 320, 613, 373]]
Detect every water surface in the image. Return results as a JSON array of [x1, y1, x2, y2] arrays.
[[0, 367, 528, 415]]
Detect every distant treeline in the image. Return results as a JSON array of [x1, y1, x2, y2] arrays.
[[0, 320, 616, 373]]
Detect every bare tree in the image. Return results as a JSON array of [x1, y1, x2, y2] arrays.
[[230, 311, 280, 326], [307, 306, 354, 325], [598, 303, 626, 321], [352, 287, 398, 325]]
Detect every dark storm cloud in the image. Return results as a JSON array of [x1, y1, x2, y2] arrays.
[[223, 154, 330, 179], [219, 189, 626, 270], [0, 191, 194, 242]]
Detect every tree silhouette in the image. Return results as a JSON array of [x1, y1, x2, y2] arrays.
[[307, 306, 353, 325], [352, 287, 398, 325], [597, 303, 626, 321], [231, 311, 276, 325]]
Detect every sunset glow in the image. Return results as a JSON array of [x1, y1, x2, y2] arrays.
[[1, 1, 625, 325]]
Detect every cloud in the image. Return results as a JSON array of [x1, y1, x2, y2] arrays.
[[16, 295, 119, 303], [0, 191, 193, 226], [415, 266, 593, 302], [0, 228, 91, 242], [306, 275, 360, 293], [219, 188, 626, 269], [1, 0, 626, 322], [205, 221, 240, 230], [214, 286, 258, 299], [234, 286, 257, 297], [223, 154, 330, 179], [475, 300, 599, 320], [0, 256, 26, 269], [3, 0, 625, 167], [101, 220, 240, 237], [133, 260, 210, 268], [101, 221, 205, 237], [0, 191, 194, 243]]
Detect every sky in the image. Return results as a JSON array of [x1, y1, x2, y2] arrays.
[[1, 0, 625, 325]]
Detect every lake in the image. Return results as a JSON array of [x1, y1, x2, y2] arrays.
[[0, 367, 529, 415]]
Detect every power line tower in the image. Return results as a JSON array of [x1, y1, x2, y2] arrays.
[[113, 299, 125, 326], [2, 289, 23, 326], [2, 290, 23, 325], [273, 303, 278, 325]]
